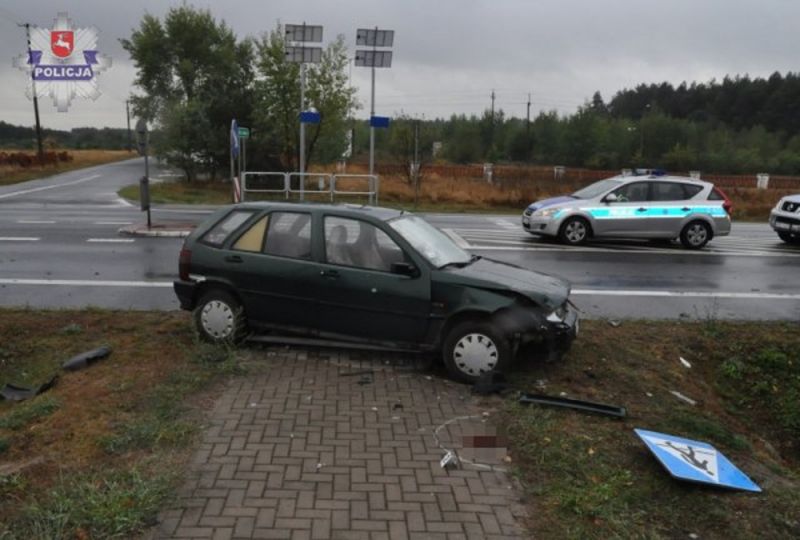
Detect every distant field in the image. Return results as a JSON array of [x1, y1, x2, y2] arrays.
[[0, 149, 134, 187], [119, 163, 794, 220]]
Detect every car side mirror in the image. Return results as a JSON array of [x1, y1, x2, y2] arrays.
[[604, 193, 618, 203], [391, 262, 417, 277]]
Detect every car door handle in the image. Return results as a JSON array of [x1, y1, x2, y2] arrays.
[[636, 207, 647, 212], [681, 207, 691, 212], [224, 255, 243, 263], [320, 269, 339, 279]]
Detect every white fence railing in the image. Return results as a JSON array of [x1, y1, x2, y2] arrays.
[[241, 172, 379, 204]]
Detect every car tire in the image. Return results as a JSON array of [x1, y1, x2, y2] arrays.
[[558, 217, 591, 246], [777, 231, 800, 244], [442, 319, 512, 384], [194, 289, 247, 344], [680, 221, 712, 249]]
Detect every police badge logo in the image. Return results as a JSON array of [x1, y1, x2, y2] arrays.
[[13, 12, 112, 112]]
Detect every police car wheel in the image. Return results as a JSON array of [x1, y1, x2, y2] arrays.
[[778, 232, 800, 244], [680, 221, 712, 249], [559, 217, 590, 246]]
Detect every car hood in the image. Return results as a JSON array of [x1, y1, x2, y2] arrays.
[[438, 257, 570, 311], [526, 195, 575, 213], [784, 194, 800, 203]]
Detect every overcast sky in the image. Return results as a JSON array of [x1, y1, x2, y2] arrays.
[[1, 0, 799, 130]]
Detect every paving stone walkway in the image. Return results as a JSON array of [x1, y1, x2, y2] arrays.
[[151, 348, 527, 539]]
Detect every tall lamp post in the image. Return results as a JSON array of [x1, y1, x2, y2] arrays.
[[355, 27, 394, 178]]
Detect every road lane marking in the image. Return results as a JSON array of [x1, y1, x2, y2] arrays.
[[0, 174, 101, 200], [0, 278, 171, 287], [95, 221, 133, 225], [442, 228, 471, 249], [115, 197, 135, 207], [0, 237, 40, 241], [86, 238, 136, 243], [469, 245, 800, 257], [17, 220, 56, 224], [572, 289, 800, 300]]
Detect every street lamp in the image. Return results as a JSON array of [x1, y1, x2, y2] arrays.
[[355, 27, 394, 178], [284, 23, 323, 181]]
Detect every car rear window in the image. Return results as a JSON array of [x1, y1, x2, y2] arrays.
[[233, 216, 268, 252], [708, 188, 724, 200], [202, 210, 254, 246], [650, 182, 687, 201], [683, 184, 703, 199], [263, 212, 312, 259]]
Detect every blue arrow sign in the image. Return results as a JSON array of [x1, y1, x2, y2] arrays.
[[635, 429, 761, 492], [300, 111, 321, 124], [370, 115, 390, 128]]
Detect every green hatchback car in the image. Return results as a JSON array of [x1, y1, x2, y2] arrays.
[[173, 202, 578, 382]]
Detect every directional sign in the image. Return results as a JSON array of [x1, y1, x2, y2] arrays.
[[237, 127, 250, 139], [300, 111, 321, 124], [370, 115, 390, 128], [634, 429, 761, 492]]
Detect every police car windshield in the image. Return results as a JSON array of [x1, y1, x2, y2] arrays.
[[572, 178, 624, 199]]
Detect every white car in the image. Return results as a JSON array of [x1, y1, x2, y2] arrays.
[[769, 195, 800, 244]]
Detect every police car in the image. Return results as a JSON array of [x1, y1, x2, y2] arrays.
[[522, 172, 732, 249]]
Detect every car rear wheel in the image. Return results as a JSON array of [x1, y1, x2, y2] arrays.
[[558, 217, 590, 246], [778, 231, 800, 244], [194, 289, 247, 344], [680, 221, 712, 249], [443, 320, 511, 383]]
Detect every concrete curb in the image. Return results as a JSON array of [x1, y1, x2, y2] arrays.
[[118, 224, 194, 238]]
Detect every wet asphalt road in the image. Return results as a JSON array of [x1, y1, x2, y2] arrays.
[[0, 158, 798, 320]]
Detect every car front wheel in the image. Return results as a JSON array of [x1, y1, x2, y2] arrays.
[[442, 320, 511, 383], [558, 217, 590, 246], [194, 289, 247, 344], [778, 231, 800, 244], [680, 221, 712, 249]]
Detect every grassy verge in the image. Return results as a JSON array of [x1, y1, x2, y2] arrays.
[[0, 150, 134, 187], [117, 174, 786, 219], [504, 320, 800, 539], [0, 310, 243, 539]]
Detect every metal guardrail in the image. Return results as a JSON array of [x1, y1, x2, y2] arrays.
[[241, 172, 379, 204]]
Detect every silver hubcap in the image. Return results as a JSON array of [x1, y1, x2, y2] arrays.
[[453, 333, 498, 377], [201, 300, 234, 339], [564, 221, 586, 243], [686, 224, 708, 246]]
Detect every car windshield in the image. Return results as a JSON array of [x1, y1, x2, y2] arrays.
[[572, 178, 624, 199], [389, 215, 472, 268]]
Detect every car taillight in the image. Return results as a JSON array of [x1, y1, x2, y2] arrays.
[[717, 188, 733, 215], [179, 247, 192, 281]]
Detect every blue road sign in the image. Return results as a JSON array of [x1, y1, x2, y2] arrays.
[[370, 115, 390, 128], [634, 429, 761, 492], [300, 111, 321, 124]]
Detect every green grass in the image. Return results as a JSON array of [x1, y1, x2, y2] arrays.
[[7, 466, 174, 540], [0, 396, 60, 431]]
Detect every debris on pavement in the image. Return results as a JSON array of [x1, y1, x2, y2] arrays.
[[62, 345, 112, 372], [679, 357, 692, 369], [440, 450, 458, 469], [0, 375, 58, 402], [670, 390, 697, 406], [519, 392, 627, 418]]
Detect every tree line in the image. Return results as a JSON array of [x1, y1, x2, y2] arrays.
[[0, 121, 130, 150]]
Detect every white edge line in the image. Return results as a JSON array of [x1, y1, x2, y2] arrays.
[[572, 289, 800, 300], [115, 197, 135, 208], [0, 237, 40, 241], [17, 220, 56, 224], [86, 238, 136, 243], [95, 221, 133, 225], [441, 228, 471, 249], [468, 245, 800, 257], [0, 174, 101, 200], [0, 278, 171, 287]]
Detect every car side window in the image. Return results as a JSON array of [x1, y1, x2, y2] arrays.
[[683, 185, 703, 199], [650, 182, 688, 201], [611, 182, 648, 202], [202, 210, 254, 246], [324, 216, 405, 272], [263, 212, 312, 259], [233, 216, 268, 252]]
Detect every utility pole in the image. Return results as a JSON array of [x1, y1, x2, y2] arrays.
[[489, 89, 496, 152], [526, 92, 532, 161], [20, 23, 43, 160], [413, 119, 420, 207], [125, 100, 132, 152]]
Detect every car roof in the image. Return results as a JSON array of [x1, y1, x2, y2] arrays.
[[234, 201, 406, 221], [613, 174, 712, 188]]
